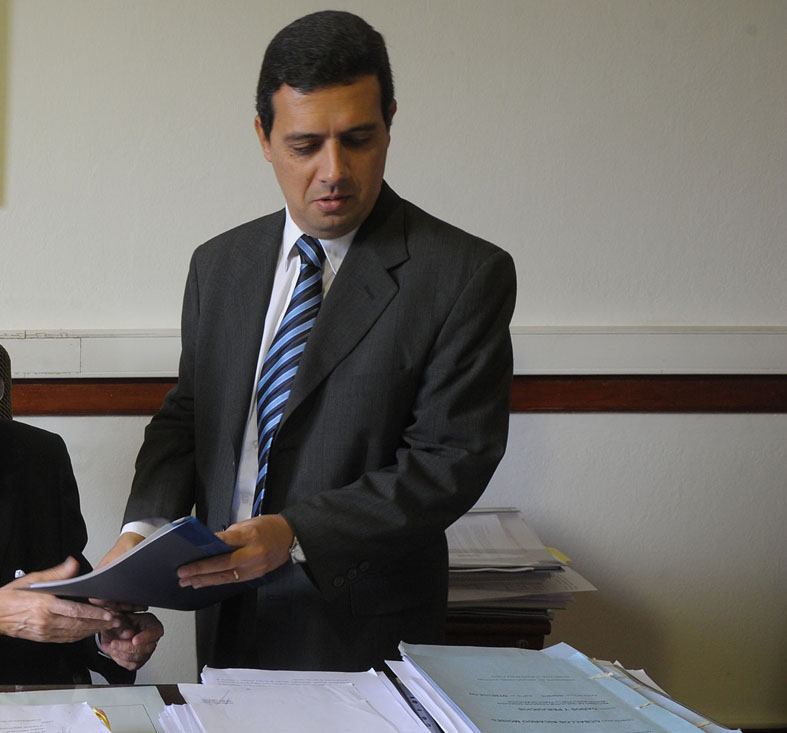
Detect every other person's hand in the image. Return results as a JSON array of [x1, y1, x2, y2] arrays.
[[0, 557, 121, 643], [99, 611, 164, 671], [91, 532, 147, 612], [177, 514, 295, 589], [96, 532, 145, 569]]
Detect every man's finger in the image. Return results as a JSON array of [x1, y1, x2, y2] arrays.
[[12, 557, 81, 588], [49, 597, 119, 625], [177, 553, 234, 581]]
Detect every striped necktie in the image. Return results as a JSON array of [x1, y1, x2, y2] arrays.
[[253, 235, 326, 516]]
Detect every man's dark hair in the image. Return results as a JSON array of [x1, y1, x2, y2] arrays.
[[256, 10, 394, 138]]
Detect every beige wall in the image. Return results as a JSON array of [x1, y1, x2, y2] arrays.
[[2, 1, 785, 727]]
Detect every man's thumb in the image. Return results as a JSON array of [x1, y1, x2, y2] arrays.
[[16, 556, 81, 586]]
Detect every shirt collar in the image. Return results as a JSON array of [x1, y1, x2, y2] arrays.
[[283, 207, 357, 275]]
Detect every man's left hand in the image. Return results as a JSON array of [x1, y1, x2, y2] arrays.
[[177, 514, 294, 589], [99, 612, 164, 671]]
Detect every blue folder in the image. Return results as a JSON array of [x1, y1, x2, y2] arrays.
[[29, 517, 256, 611]]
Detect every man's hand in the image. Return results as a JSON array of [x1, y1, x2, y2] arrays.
[[99, 612, 164, 671], [177, 514, 295, 589], [91, 532, 147, 612], [0, 557, 121, 643], [96, 532, 145, 569]]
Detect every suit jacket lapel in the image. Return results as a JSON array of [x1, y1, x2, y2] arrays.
[[281, 184, 408, 425]]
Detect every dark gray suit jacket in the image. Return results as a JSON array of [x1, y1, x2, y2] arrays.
[[125, 183, 516, 670]]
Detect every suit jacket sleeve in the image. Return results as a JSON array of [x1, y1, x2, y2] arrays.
[[124, 255, 200, 523]]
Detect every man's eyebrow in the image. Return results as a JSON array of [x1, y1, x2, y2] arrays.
[[283, 132, 323, 144], [283, 123, 380, 144], [340, 123, 379, 135]]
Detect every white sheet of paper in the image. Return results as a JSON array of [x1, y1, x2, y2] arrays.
[[179, 683, 405, 733], [0, 702, 109, 732], [448, 564, 596, 604], [446, 512, 559, 567], [200, 666, 427, 730], [0, 686, 166, 733]]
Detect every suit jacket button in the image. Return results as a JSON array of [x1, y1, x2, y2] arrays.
[[332, 576, 345, 588], [346, 568, 358, 580], [359, 561, 370, 572]]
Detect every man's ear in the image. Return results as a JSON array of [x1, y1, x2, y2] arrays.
[[388, 99, 397, 126], [255, 115, 273, 162]]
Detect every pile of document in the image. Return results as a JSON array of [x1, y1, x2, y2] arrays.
[[0, 685, 167, 732], [446, 507, 595, 618], [392, 642, 742, 733], [158, 667, 432, 732], [0, 645, 740, 732]]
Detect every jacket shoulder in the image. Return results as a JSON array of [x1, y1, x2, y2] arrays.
[[398, 198, 514, 275], [192, 210, 285, 264], [0, 420, 66, 461]]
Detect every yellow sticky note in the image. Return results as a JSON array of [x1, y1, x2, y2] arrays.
[[547, 547, 571, 563]]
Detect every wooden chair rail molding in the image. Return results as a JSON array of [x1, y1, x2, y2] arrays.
[[11, 374, 787, 416]]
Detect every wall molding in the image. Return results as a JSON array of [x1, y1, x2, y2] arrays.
[[3, 328, 786, 414], [10, 374, 787, 416], [2, 327, 786, 377]]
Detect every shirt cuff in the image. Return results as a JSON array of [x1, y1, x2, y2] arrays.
[[120, 518, 169, 539], [289, 535, 307, 564]]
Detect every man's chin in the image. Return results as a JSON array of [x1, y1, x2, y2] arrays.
[[303, 211, 361, 240]]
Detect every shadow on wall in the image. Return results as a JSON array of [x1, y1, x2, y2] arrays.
[[549, 591, 665, 682], [0, 0, 7, 206]]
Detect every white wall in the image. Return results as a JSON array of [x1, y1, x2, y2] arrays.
[[2, 1, 786, 727], [1, 0, 785, 328]]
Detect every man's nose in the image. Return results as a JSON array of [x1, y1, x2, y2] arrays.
[[319, 140, 349, 184]]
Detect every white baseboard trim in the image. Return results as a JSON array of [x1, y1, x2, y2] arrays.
[[1, 327, 785, 377]]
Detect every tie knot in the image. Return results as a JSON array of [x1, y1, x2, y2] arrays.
[[296, 235, 326, 270]]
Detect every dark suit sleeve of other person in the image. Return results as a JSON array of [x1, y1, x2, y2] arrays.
[[124, 183, 515, 612], [0, 420, 134, 685]]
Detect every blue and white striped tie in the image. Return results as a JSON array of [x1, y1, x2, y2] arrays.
[[253, 235, 326, 516]]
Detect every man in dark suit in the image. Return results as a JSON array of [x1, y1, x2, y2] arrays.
[[0, 414, 163, 684], [101, 10, 516, 671]]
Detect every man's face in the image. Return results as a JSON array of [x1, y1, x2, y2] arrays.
[[256, 74, 395, 239]]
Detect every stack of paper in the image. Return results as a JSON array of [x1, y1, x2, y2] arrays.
[[0, 685, 167, 732], [391, 642, 742, 733], [446, 507, 595, 617], [158, 667, 431, 732], [0, 702, 115, 732]]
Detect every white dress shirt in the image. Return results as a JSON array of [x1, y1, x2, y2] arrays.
[[122, 209, 356, 539]]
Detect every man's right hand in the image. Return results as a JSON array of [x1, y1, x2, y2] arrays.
[[96, 532, 145, 569], [0, 557, 121, 643], [91, 532, 147, 611]]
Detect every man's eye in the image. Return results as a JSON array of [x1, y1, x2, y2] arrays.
[[291, 144, 318, 155], [344, 135, 372, 148]]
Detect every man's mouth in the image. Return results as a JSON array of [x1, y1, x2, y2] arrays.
[[315, 194, 351, 213]]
